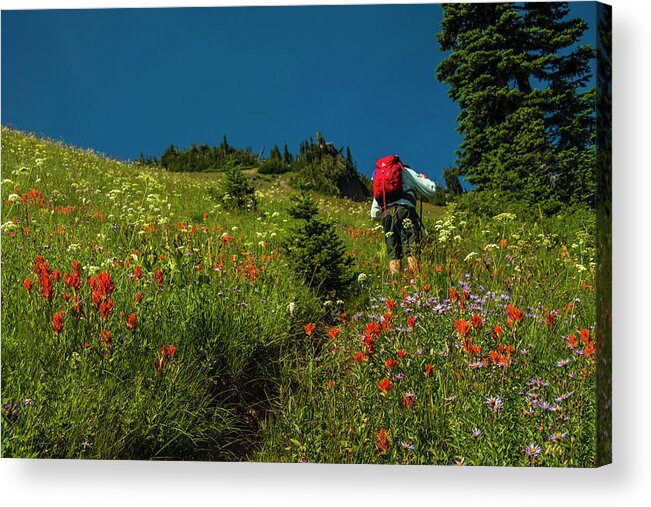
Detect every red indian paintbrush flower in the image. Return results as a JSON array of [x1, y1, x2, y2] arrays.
[[385, 358, 397, 369], [363, 334, 375, 354], [101, 329, 112, 348], [407, 316, 416, 329], [386, 299, 396, 312], [471, 314, 483, 329], [134, 265, 143, 281], [364, 321, 381, 338], [492, 324, 503, 339], [353, 351, 366, 363], [425, 364, 435, 377], [403, 392, 416, 408], [304, 323, 316, 336], [507, 304, 524, 323], [546, 313, 555, 329], [379, 378, 393, 394], [376, 428, 390, 452], [127, 313, 137, 330], [328, 327, 340, 340], [455, 319, 471, 338], [568, 334, 577, 349], [23, 279, 33, 292], [580, 328, 590, 345], [397, 349, 406, 359], [90, 270, 114, 306], [584, 340, 595, 356], [381, 312, 392, 332], [52, 310, 65, 334], [34, 256, 54, 300], [135, 292, 143, 304], [64, 271, 80, 290], [155, 344, 177, 373], [34, 255, 46, 275], [449, 287, 458, 302], [155, 269, 164, 287], [99, 300, 114, 321]]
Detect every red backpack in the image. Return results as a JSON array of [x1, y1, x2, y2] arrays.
[[373, 155, 405, 213]]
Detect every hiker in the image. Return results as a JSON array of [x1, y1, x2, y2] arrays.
[[370, 155, 436, 279]]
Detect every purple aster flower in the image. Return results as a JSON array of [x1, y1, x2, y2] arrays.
[[555, 392, 574, 402], [524, 443, 542, 459], [444, 395, 458, 402], [528, 378, 548, 390], [397, 440, 415, 451], [548, 432, 568, 442], [452, 457, 466, 466], [485, 396, 503, 412], [471, 428, 481, 438], [555, 358, 572, 368]]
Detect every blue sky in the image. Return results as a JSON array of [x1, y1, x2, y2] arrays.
[[2, 3, 596, 183]]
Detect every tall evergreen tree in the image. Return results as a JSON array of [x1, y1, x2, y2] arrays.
[[345, 147, 354, 169], [443, 167, 464, 195], [282, 142, 293, 164], [269, 144, 282, 161], [436, 2, 594, 212]]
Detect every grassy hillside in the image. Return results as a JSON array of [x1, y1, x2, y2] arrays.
[[1, 127, 599, 465]]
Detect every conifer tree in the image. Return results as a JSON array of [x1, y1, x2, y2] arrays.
[[436, 2, 595, 212], [269, 144, 282, 161], [283, 142, 293, 164]]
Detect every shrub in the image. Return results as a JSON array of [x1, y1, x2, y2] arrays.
[[219, 165, 257, 211], [258, 158, 290, 175], [286, 193, 355, 299]]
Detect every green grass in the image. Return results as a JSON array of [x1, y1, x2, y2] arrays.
[[1, 127, 598, 465]]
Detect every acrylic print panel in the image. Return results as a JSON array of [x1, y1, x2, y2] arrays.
[[1, 1, 611, 467]]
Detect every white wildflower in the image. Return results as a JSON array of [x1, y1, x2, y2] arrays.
[[464, 252, 479, 262], [493, 212, 517, 222], [1, 221, 18, 232]]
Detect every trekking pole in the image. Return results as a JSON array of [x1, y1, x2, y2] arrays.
[[420, 196, 428, 237]]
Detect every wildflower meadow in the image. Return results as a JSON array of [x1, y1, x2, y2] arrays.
[[1, 127, 605, 466]]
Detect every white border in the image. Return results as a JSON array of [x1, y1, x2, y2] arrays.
[[2, 0, 650, 505]]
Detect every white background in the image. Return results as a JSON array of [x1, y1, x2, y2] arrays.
[[1, 0, 649, 505]]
